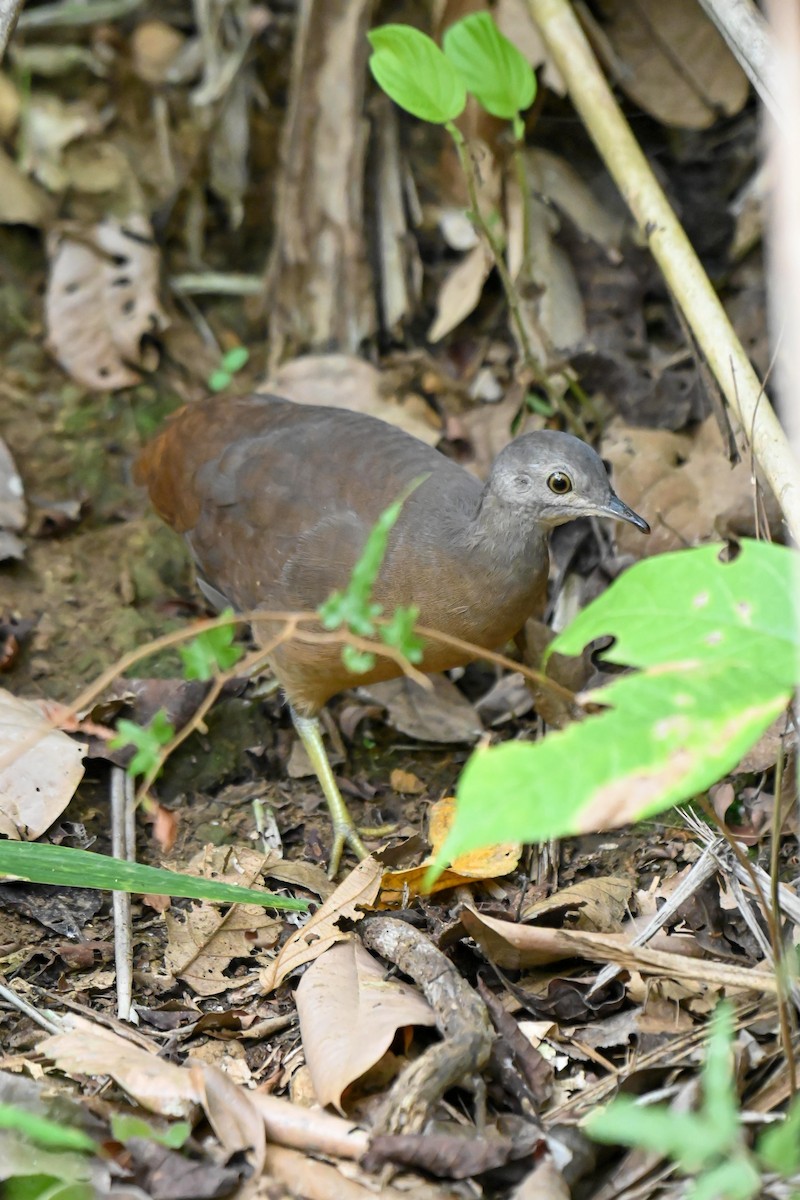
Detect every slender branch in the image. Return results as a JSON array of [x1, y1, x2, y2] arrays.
[[446, 120, 588, 438]]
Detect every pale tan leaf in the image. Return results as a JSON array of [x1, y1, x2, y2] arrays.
[[39, 1015, 201, 1118], [593, 0, 749, 130], [260, 856, 383, 993], [0, 72, 20, 137], [296, 941, 436, 1111], [0, 437, 26, 557], [193, 1063, 266, 1177], [21, 94, 105, 191], [0, 689, 86, 839], [520, 875, 633, 928], [264, 354, 442, 446], [380, 796, 520, 903], [0, 146, 53, 226], [428, 242, 493, 342], [164, 846, 282, 996], [601, 416, 784, 558], [130, 19, 186, 85], [45, 215, 169, 390], [460, 908, 777, 993]]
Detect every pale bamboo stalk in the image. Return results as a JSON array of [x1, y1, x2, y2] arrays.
[[526, 0, 800, 545]]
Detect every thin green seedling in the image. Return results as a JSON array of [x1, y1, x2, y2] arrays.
[[318, 475, 427, 674], [208, 345, 249, 392], [368, 14, 589, 433]]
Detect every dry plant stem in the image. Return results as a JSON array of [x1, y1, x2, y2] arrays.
[[589, 842, 720, 995], [446, 122, 588, 439], [0, 0, 23, 59], [111, 766, 136, 1023], [250, 1094, 368, 1160], [361, 915, 494, 1134], [50, 610, 575, 737], [555, 1001, 778, 1120], [768, 744, 786, 968], [527, 0, 800, 543], [1, 608, 578, 783], [699, 798, 797, 1094], [698, 0, 779, 122], [0, 977, 62, 1035]]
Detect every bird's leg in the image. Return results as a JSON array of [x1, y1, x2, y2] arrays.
[[290, 709, 369, 877]]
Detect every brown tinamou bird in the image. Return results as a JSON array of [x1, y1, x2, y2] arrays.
[[136, 394, 649, 874]]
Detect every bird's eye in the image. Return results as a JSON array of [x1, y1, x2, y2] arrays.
[[547, 471, 573, 495]]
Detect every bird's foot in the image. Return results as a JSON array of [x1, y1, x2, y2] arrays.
[[328, 819, 370, 880]]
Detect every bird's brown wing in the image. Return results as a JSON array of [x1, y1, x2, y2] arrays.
[[134, 394, 466, 612]]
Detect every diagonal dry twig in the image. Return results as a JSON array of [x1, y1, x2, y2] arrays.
[[527, 0, 800, 543]]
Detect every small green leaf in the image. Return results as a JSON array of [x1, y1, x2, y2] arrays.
[[758, 1095, 800, 1175], [109, 710, 175, 778], [443, 12, 536, 119], [220, 346, 249, 374], [380, 604, 424, 663], [0, 1105, 98, 1154], [687, 1158, 761, 1200], [318, 590, 382, 637], [208, 369, 232, 392], [111, 1114, 191, 1149], [180, 611, 243, 680], [434, 541, 798, 871], [368, 25, 466, 124], [586, 1099, 713, 1170], [342, 645, 377, 674], [319, 476, 427, 639], [700, 1003, 740, 1148], [525, 392, 554, 416]]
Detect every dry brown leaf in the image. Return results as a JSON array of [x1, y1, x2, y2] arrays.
[[21, 94, 107, 191], [0, 146, 53, 226], [0, 437, 26, 562], [39, 1015, 201, 1119], [263, 354, 442, 446], [361, 675, 483, 745], [164, 846, 282, 997], [0, 73, 20, 136], [507, 176, 585, 358], [526, 148, 625, 251], [0, 689, 86, 840], [45, 215, 169, 390], [511, 1158, 571, 1200], [592, 0, 749, 130], [296, 941, 436, 1111], [520, 875, 633, 929], [193, 1063, 266, 1180], [130, 19, 186, 85], [389, 768, 425, 795], [380, 796, 520, 903], [602, 416, 783, 557], [460, 908, 776, 993], [428, 242, 493, 343], [260, 856, 383, 993]]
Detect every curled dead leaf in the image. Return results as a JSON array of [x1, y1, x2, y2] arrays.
[[45, 215, 169, 390]]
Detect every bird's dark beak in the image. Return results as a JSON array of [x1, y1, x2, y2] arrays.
[[602, 492, 650, 534]]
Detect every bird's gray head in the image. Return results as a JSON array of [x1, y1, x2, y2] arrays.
[[486, 429, 650, 533]]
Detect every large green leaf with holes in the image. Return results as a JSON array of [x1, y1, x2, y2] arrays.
[[435, 541, 798, 869]]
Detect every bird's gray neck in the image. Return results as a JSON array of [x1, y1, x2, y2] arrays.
[[457, 489, 550, 580]]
